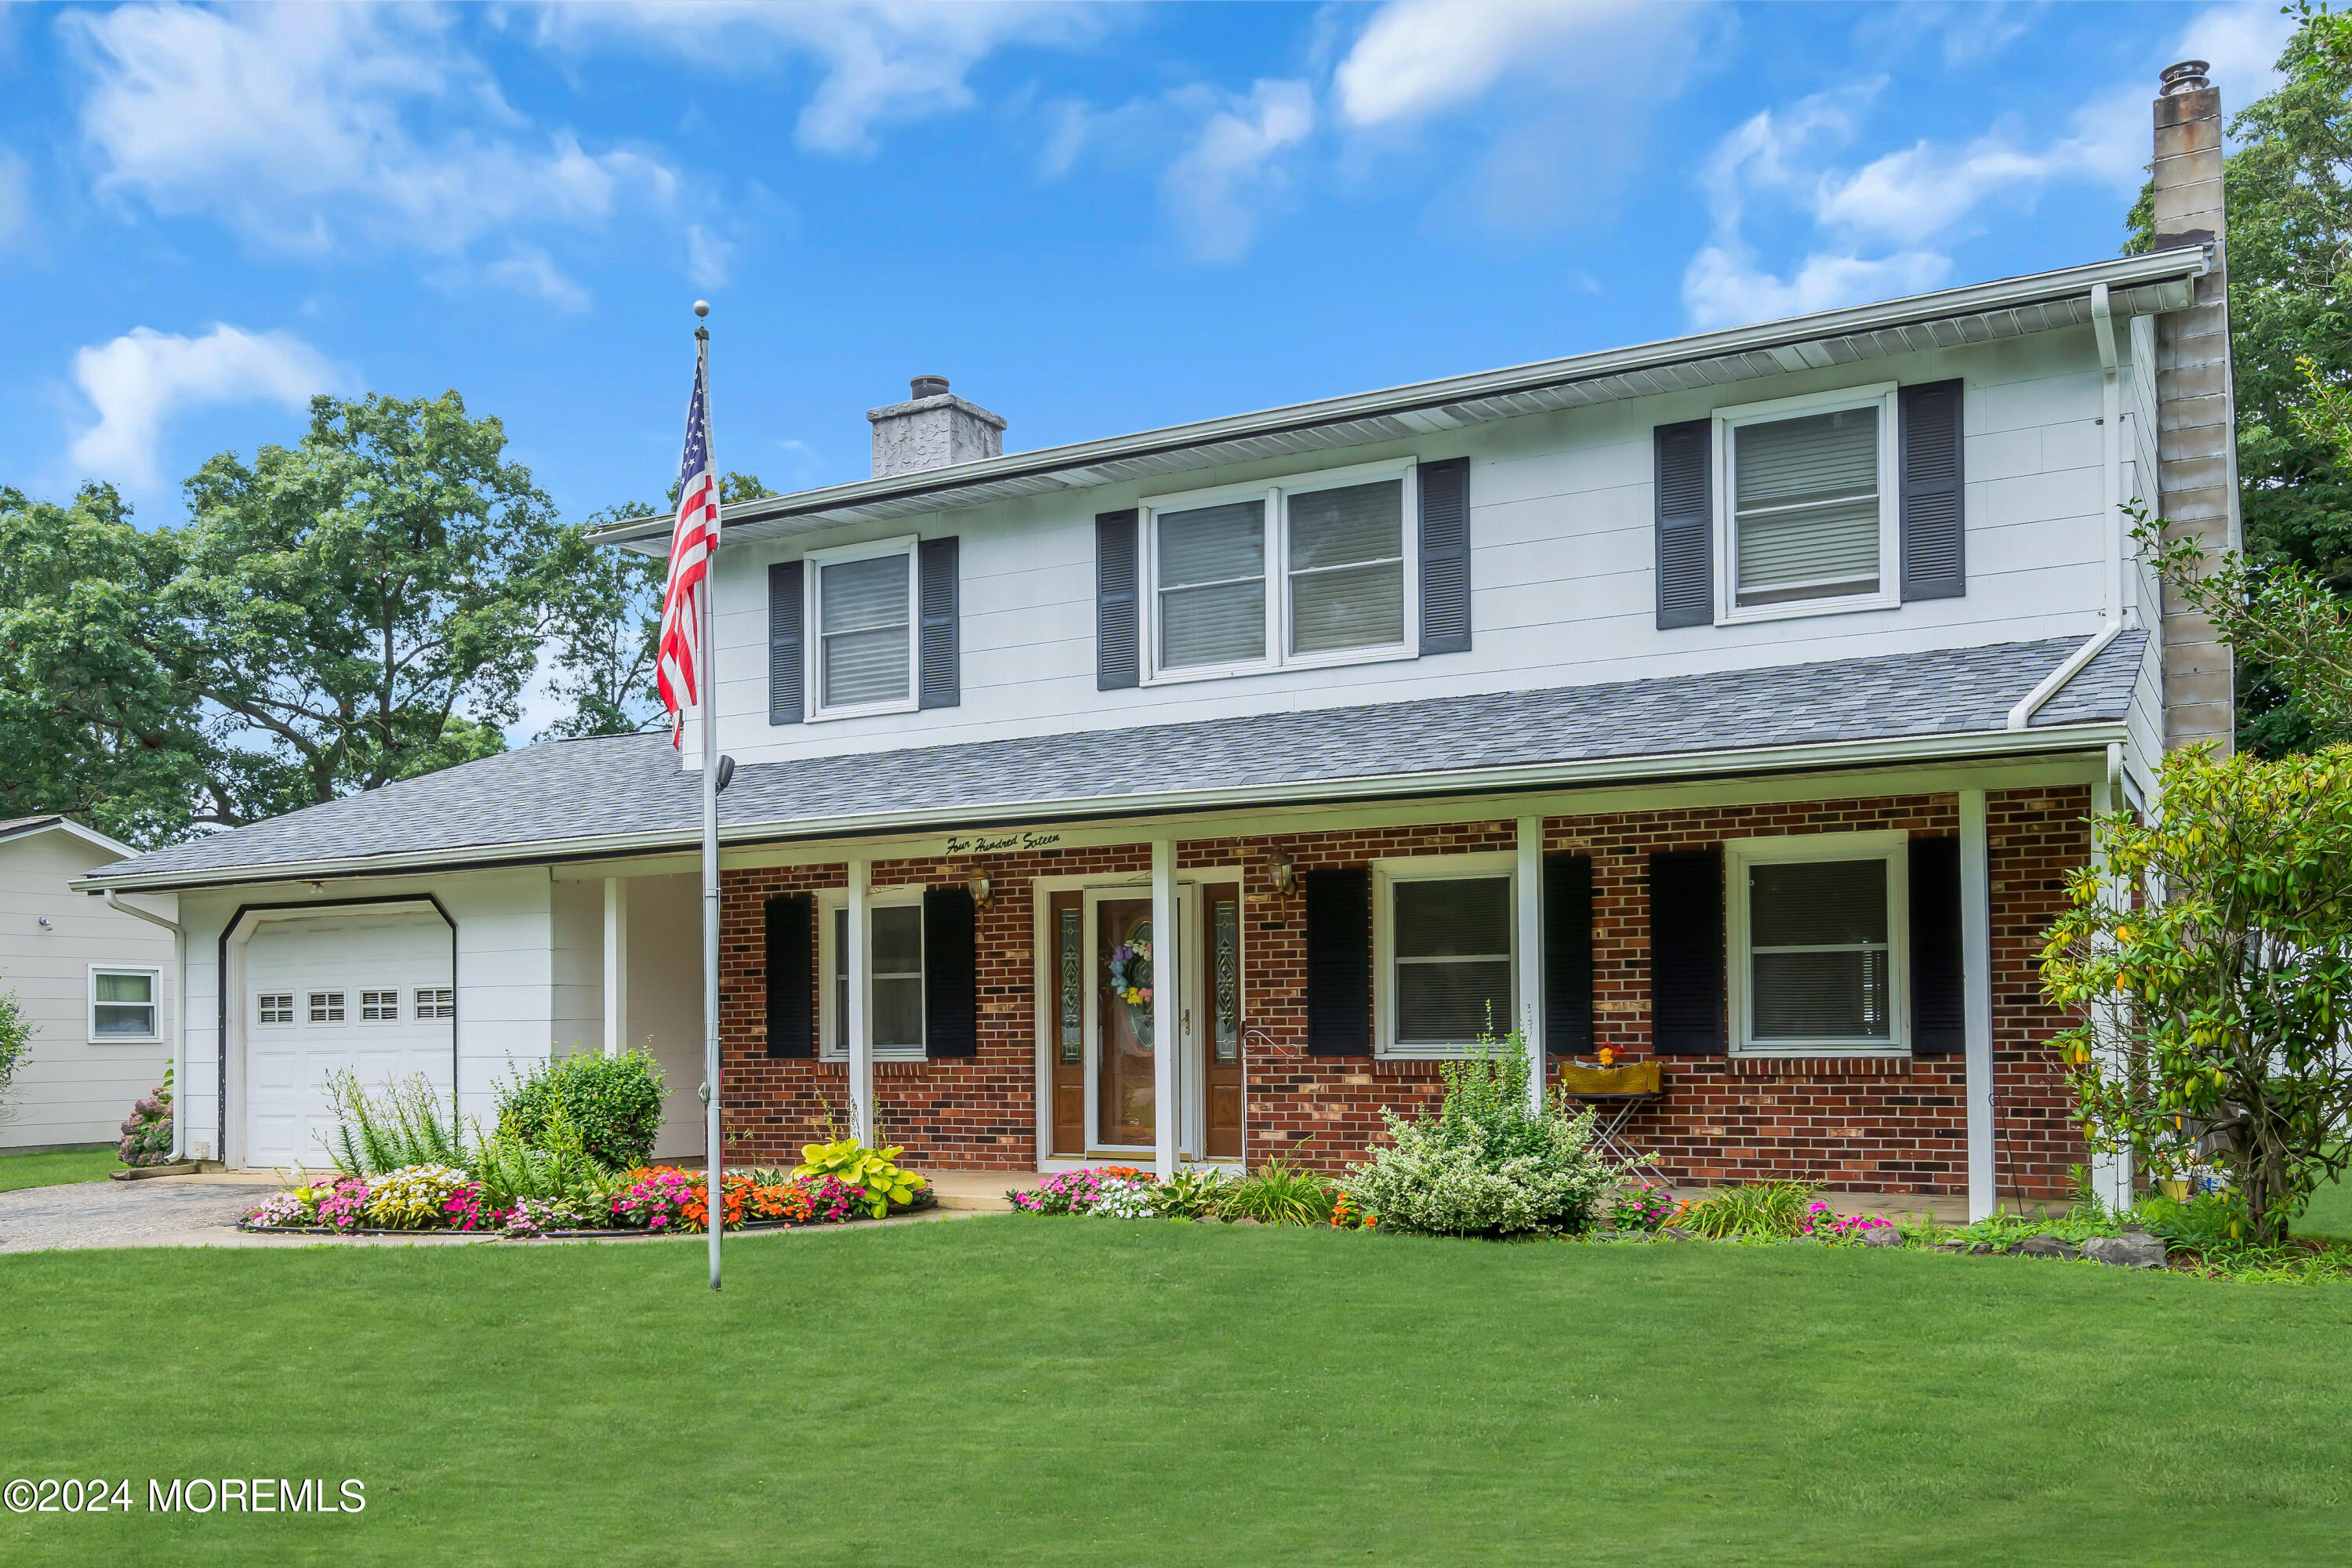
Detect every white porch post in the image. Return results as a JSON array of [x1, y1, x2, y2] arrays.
[[848, 858, 872, 1143], [1152, 838, 1177, 1181], [601, 877, 629, 1058], [1515, 815, 1545, 1111], [1960, 789, 1996, 1220], [2088, 776, 2133, 1210]]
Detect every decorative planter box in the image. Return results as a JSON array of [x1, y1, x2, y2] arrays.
[[1557, 1062, 1662, 1097]]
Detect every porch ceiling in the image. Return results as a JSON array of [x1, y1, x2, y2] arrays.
[[78, 632, 2143, 894]]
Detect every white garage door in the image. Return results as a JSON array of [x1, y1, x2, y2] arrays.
[[245, 911, 454, 1171]]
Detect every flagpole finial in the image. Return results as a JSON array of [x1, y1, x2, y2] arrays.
[[693, 299, 710, 318]]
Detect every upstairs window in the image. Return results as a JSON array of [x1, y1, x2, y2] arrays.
[[809, 538, 917, 717], [1715, 387, 1898, 622], [1142, 459, 1417, 683]]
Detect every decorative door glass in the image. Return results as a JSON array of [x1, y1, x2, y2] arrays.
[[1057, 907, 1083, 1065], [1212, 897, 1240, 1064]]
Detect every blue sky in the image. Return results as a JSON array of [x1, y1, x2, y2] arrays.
[[0, 1, 2296, 531]]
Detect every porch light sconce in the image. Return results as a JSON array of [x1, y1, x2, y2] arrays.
[[966, 871, 993, 909], [1267, 848, 1297, 897]]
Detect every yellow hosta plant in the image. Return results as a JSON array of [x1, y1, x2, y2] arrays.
[[793, 1138, 928, 1218]]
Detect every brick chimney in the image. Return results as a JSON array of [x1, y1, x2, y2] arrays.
[[866, 376, 1007, 478], [2150, 60, 2241, 753]]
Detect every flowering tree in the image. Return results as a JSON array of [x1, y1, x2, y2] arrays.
[[2041, 745, 2352, 1241]]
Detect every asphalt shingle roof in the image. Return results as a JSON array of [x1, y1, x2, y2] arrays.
[[86, 632, 2143, 888]]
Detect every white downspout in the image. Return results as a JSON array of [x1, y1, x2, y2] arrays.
[[2088, 744, 2132, 1211], [104, 889, 188, 1163], [2091, 282, 2124, 626]]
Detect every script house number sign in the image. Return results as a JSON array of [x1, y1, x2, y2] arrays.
[[941, 829, 1065, 855]]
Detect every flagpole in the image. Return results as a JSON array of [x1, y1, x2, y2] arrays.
[[695, 300, 724, 1293]]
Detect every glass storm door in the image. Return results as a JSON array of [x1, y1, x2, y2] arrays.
[[1096, 898, 1157, 1148]]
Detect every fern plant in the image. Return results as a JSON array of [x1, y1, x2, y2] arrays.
[[325, 1071, 466, 1177]]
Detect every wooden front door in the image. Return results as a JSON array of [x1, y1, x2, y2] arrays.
[[1097, 898, 1157, 1148], [1202, 881, 1243, 1160]]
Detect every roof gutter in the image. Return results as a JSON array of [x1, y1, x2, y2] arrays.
[[72, 719, 2127, 895], [590, 249, 2209, 547], [2007, 626, 2125, 731]]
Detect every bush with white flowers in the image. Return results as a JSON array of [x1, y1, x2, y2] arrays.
[[365, 1163, 472, 1229]]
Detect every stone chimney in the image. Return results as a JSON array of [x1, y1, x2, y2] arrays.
[[866, 376, 1007, 478], [2151, 60, 2241, 753]]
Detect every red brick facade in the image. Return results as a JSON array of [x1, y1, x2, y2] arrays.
[[715, 787, 2089, 1200]]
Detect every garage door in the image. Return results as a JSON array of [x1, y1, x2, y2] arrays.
[[245, 912, 454, 1171]]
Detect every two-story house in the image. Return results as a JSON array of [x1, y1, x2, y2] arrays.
[[75, 66, 2238, 1219]]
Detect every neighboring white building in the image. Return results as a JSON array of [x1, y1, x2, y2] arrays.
[[0, 816, 180, 1152]]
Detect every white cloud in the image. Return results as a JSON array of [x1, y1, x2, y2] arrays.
[[484, 246, 591, 311], [1679, 2, 2296, 328], [67, 2, 675, 257], [1336, 0, 1671, 127], [1162, 80, 1316, 263], [685, 223, 733, 289], [532, 2, 1105, 156], [69, 325, 347, 492]]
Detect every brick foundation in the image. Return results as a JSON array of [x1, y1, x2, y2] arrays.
[[716, 787, 2089, 1200]]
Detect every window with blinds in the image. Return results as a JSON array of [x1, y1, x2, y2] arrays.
[[1392, 875, 1512, 1047], [818, 551, 913, 710], [1288, 479, 1405, 655], [91, 969, 158, 1040], [1157, 499, 1267, 670], [1747, 858, 1892, 1043], [1731, 405, 1884, 608], [829, 903, 926, 1054]]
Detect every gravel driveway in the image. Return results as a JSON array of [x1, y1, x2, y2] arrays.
[[0, 1176, 277, 1254]]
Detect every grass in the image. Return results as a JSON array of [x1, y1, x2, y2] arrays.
[[2298, 1170, 2352, 1241], [0, 1147, 117, 1192], [4, 1218, 2350, 1567]]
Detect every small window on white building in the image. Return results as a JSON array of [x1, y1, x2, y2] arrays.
[[256, 992, 295, 1027], [1157, 499, 1267, 670], [414, 988, 454, 1020], [308, 990, 346, 1025], [90, 967, 159, 1041], [824, 900, 926, 1057], [1715, 387, 1899, 619], [1374, 857, 1516, 1055], [360, 989, 400, 1022], [1287, 478, 1406, 656], [1729, 835, 1907, 1054], [810, 539, 916, 716]]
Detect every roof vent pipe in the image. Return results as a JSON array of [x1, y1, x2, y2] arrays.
[[2159, 60, 2210, 95], [909, 375, 951, 400]]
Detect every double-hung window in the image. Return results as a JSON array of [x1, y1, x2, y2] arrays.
[[1727, 833, 1907, 1054], [821, 894, 926, 1058], [90, 967, 159, 1042], [1716, 385, 1899, 620], [1374, 855, 1516, 1055], [1144, 459, 1417, 681], [808, 536, 918, 719]]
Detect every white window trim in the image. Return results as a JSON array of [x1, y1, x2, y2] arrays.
[[1371, 851, 1517, 1059], [88, 964, 162, 1044], [358, 987, 402, 1025], [254, 992, 296, 1029], [1139, 456, 1420, 688], [1712, 381, 1900, 627], [1725, 830, 1910, 1058], [803, 533, 921, 723], [818, 886, 927, 1061]]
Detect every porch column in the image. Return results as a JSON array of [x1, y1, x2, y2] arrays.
[[601, 877, 629, 1058], [2088, 775, 2133, 1210], [848, 858, 872, 1144], [1515, 816, 1545, 1111], [1959, 789, 1996, 1220], [1151, 838, 1177, 1181]]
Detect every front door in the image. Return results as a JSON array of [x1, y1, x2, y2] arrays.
[[1096, 898, 1158, 1148]]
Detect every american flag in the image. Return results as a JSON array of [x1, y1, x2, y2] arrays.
[[657, 352, 718, 746]]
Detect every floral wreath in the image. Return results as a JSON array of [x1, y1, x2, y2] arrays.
[[1108, 935, 1153, 1007]]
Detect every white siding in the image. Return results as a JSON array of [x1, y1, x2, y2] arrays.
[[621, 872, 707, 1161], [703, 329, 2122, 768], [550, 877, 602, 1057], [0, 832, 176, 1149]]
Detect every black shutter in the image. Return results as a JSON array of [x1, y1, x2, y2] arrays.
[[1417, 456, 1472, 655], [1909, 836, 1965, 1054], [918, 535, 960, 709], [1654, 419, 1713, 629], [1543, 853, 1594, 1056], [767, 561, 804, 725], [1900, 379, 1966, 601], [1305, 867, 1372, 1056], [764, 893, 813, 1058], [1649, 847, 1725, 1054], [922, 886, 978, 1058], [1095, 509, 1140, 691]]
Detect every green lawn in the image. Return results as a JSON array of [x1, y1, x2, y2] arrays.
[[2298, 1171, 2352, 1240], [3, 1218, 2348, 1567], [0, 1147, 118, 1192]]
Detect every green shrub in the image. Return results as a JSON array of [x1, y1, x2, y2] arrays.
[[326, 1072, 466, 1177], [0, 985, 30, 1120], [1153, 1167, 1230, 1219], [1678, 1181, 1817, 1240], [1342, 1033, 1614, 1237], [1223, 1158, 1336, 1225], [472, 1100, 620, 1215], [497, 1050, 665, 1171]]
